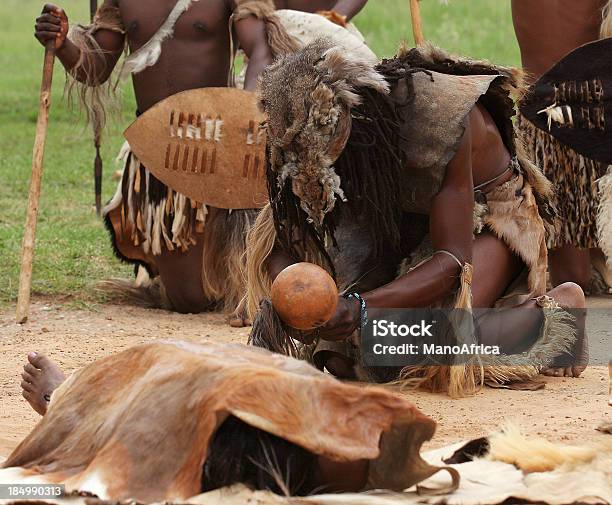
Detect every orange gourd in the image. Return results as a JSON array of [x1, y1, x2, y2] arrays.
[[271, 263, 338, 330]]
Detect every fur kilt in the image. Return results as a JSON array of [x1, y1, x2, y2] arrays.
[[517, 113, 608, 251]]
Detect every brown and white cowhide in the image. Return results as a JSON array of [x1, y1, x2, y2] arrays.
[[0, 342, 610, 505], [0, 341, 440, 503]]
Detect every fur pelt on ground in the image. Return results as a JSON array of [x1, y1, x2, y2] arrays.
[[1, 424, 609, 505]]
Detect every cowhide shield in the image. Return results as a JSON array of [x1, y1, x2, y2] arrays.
[[1, 342, 439, 503], [124, 88, 268, 209], [520, 38, 612, 165]]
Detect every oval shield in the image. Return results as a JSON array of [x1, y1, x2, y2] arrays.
[[520, 38, 612, 165], [124, 88, 269, 209]]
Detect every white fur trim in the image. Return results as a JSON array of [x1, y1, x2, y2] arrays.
[[121, 0, 200, 78]]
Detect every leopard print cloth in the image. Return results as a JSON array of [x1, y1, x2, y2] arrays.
[[518, 114, 606, 249]]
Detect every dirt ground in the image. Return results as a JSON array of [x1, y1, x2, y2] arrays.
[[0, 297, 610, 459]]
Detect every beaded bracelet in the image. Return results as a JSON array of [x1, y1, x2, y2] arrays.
[[344, 292, 368, 327]]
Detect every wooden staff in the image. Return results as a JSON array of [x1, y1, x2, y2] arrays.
[[93, 129, 103, 215], [410, 0, 425, 46], [90, 0, 103, 215], [16, 41, 56, 323]]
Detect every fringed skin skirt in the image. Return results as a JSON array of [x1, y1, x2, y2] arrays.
[[102, 143, 256, 314]]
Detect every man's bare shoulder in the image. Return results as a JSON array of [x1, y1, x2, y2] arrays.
[[469, 103, 505, 150]]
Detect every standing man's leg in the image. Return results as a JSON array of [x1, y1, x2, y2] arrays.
[[512, 0, 609, 292]]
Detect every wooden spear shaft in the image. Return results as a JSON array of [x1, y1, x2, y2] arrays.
[[90, 0, 97, 21], [16, 41, 56, 324], [410, 0, 425, 46], [90, 0, 103, 216]]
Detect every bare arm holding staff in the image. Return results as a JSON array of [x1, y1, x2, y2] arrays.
[[35, 1, 125, 84], [34, 0, 271, 107], [30, 0, 273, 321]]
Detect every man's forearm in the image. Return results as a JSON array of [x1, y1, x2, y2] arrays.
[[362, 254, 461, 309], [56, 38, 113, 84], [332, 0, 368, 20], [55, 39, 82, 74], [243, 47, 272, 90]]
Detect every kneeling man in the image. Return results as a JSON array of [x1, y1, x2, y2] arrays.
[[245, 41, 588, 396]]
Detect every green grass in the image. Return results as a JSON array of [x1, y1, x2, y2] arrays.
[[356, 0, 519, 64], [0, 0, 520, 307]]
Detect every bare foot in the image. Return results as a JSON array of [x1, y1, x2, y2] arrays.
[[228, 307, 252, 328], [229, 316, 252, 328], [21, 353, 66, 416], [543, 331, 589, 377], [542, 283, 589, 378]]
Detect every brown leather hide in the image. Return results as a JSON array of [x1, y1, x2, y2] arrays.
[[106, 205, 154, 266], [3, 342, 435, 502], [124, 88, 269, 210]]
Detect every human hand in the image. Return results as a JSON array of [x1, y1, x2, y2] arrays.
[[317, 296, 360, 341], [35, 4, 69, 49]]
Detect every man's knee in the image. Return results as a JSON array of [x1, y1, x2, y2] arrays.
[[549, 282, 586, 310], [157, 266, 210, 313], [164, 283, 211, 313]]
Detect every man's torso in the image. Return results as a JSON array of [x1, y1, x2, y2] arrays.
[[512, 0, 606, 81], [118, 0, 233, 111]]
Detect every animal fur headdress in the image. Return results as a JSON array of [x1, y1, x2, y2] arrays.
[[259, 39, 389, 228]]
